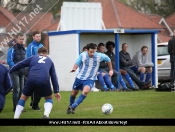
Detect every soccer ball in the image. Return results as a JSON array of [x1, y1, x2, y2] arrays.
[[102, 103, 113, 114]]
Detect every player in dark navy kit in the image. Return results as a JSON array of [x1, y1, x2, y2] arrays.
[[9, 47, 61, 118], [0, 63, 13, 113]]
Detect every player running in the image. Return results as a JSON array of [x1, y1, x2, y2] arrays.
[[67, 43, 113, 114]]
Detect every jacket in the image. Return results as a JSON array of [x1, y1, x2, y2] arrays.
[[119, 51, 133, 67], [0, 64, 12, 111], [132, 50, 154, 67], [168, 36, 175, 63], [105, 51, 116, 69], [7, 43, 26, 75], [27, 40, 43, 58]]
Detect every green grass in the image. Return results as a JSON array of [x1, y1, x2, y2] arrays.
[[0, 90, 175, 132]]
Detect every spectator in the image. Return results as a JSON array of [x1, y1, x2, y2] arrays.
[[7, 33, 26, 112], [96, 43, 116, 91], [26, 31, 43, 110], [168, 29, 175, 84], [0, 63, 12, 113], [105, 41, 135, 91], [131, 46, 154, 83], [119, 43, 151, 89]]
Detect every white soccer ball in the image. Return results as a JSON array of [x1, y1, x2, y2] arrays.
[[102, 103, 113, 114]]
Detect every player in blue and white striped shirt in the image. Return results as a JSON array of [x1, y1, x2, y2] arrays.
[[67, 43, 113, 114]]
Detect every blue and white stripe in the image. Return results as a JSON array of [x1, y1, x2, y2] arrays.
[[76, 52, 110, 80]]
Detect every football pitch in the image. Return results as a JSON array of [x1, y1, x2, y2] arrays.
[[0, 90, 175, 132]]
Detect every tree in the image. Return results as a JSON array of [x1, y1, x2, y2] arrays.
[[4, 0, 29, 13], [119, 0, 175, 18], [2, 0, 88, 18]]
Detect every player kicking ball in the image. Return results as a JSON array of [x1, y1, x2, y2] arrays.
[[9, 47, 61, 119], [67, 43, 113, 114]]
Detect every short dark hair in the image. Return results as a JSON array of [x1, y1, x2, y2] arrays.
[[106, 41, 115, 49], [122, 43, 127, 48], [141, 46, 148, 50], [38, 47, 47, 54], [98, 42, 105, 48], [33, 31, 40, 36], [16, 32, 23, 38], [82, 46, 87, 52], [86, 43, 96, 50], [94, 44, 97, 48]]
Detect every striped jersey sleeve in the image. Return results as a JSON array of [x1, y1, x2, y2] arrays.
[[76, 52, 110, 80]]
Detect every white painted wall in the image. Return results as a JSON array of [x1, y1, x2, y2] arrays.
[[80, 34, 115, 52], [119, 34, 152, 59], [58, 2, 105, 31], [49, 34, 79, 91], [80, 34, 152, 59]]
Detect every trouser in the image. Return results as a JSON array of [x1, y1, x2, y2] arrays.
[[30, 89, 41, 108], [11, 73, 24, 110], [170, 62, 174, 84], [173, 55, 175, 84]]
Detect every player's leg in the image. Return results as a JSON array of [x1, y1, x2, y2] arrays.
[[69, 89, 79, 106], [68, 80, 94, 114], [102, 73, 115, 90], [43, 95, 53, 119], [97, 72, 108, 91], [70, 85, 90, 111], [137, 67, 146, 82], [119, 74, 129, 91], [120, 69, 135, 89], [14, 94, 28, 119], [67, 89, 79, 114], [67, 78, 80, 114], [145, 67, 152, 83]]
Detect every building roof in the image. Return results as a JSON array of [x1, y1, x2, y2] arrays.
[[166, 12, 175, 29], [158, 34, 171, 43], [0, 6, 19, 31], [146, 14, 162, 24], [14, 12, 54, 33], [45, 18, 60, 31], [90, 0, 163, 29]]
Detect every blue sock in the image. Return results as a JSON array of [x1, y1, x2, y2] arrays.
[[45, 99, 53, 103], [69, 95, 76, 106], [145, 73, 151, 83], [97, 73, 108, 90], [71, 94, 86, 109], [140, 72, 145, 82], [18, 99, 25, 107], [119, 75, 127, 90], [125, 73, 135, 88], [103, 74, 115, 89]]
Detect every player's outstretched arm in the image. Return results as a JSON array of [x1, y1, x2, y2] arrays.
[[70, 64, 78, 72], [55, 93, 61, 101]]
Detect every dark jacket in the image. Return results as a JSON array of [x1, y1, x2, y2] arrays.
[[7, 43, 26, 75], [97, 51, 108, 69], [119, 51, 133, 67], [168, 36, 175, 63], [105, 51, 116, 69], [0, 64, 12, 111]]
